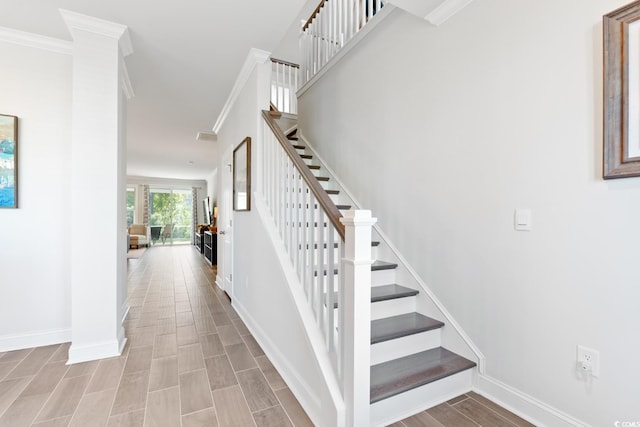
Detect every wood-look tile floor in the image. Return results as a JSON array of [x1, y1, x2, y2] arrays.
[[0, 246, 313, 427], [0, 245, 533, 427]]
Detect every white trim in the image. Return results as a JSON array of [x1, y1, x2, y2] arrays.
[[120, 57, 135, 99], [121, 300, 130, 325], [212, 48, 271, 134], [59, 9, 133, 56], [233, 298, 324, 424], [476, 374, 589, 427], [0, 26, 72, 55], [297, 5, 397, 97], [67, 338, 125, 365], [298, 133, 486, 373], [0, 329, 72, 352], [424, 0, 474, 26]]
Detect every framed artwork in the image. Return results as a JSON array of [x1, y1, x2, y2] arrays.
[[0, 114, 17, 208], [604, 1, 640, 178], [233, 137, 251, 211]]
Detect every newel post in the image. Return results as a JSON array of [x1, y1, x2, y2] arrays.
[[340, 210, 377, 427]]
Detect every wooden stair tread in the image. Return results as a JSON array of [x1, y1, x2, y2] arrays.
[[371, 260, 397, 271], [370, 347, 476, 403], [326, 189, 339, 195], [371, 241, 380, 247], [327, 284, 418, 308], [309, 165, 321, 170], [314, 260, 396, 277], [371, 284, 418, 303], [292, 144, 305, 149], [301, 154, 313, 159], [371, 313, 444, 344], [316, 176, 330, 182]]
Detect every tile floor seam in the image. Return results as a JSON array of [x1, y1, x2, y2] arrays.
[[462, 394, 524, 427]]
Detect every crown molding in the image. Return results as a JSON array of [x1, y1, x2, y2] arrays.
[[0, 26, 72, 55], [59, 9, 133, 57], [424, 0, 473, 26], [212, 48, 271, 134]]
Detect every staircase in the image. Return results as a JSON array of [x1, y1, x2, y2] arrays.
[[279, 118, 477, 425]]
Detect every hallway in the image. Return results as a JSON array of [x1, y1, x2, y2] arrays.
[[0, 245, 313, 426]]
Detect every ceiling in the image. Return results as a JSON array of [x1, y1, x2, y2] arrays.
[[0, 0, 312, 180]]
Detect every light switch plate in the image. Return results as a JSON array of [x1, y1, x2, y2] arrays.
[[515, 209, 532, 231]]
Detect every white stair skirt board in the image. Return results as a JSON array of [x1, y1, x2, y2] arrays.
[[0, 329, 72, 353], [371, 329, 441, 365], [371, 269, 396, 286], [370, 368, 474, 427], [67, 337, 126, 365], [371, 295, 416, 320]]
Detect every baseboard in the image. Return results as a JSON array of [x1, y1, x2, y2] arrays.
[[67, 337, 124, 365], [232, 299, 324, 424], [476, 374, 589, 427], [0, 328, 72, 352]]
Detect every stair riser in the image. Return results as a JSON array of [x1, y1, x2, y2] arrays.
[[371, 269, 396, 286], [370, 329, 441, 365], [370, 296, 416, 321], [369, 369, 474, 427]]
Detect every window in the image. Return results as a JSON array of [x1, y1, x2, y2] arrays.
[[126, 187, 136, 227]]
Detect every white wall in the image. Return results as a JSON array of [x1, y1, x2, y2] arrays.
[[0, 39, 72, 350], [299, 1, 640, 425], [215, 55, 339, 426]]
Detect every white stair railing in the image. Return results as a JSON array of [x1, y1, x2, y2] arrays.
[[260, 110, 375, 426], [270, 58, 299, 114], [301, 0, 384, 85]]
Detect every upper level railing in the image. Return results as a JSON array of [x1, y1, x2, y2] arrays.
[[301, 0, 384, 85], [270, 58, 299, 114]]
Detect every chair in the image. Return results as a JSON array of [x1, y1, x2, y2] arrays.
[[150, 226, 161, 245], [128, 224, 150, 248], [161, 224, 173, 244]]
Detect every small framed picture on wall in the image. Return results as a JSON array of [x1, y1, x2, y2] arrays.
[[0, 114, 18, 208]]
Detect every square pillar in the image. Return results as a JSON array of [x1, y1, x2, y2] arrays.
[[61, 9, 133, 364]]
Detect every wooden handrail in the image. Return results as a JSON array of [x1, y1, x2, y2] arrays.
[[261, 110, 345, 240], [303, 0, 328, 31], [270, 58, 300, 69]]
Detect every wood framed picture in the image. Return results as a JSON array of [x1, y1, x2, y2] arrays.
[[604, 1, 640, 178], [0, 114, 17, 208], [233, 137, 251, 211]]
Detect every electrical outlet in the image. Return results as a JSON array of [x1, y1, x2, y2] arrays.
[[577, 345, 600, 377]]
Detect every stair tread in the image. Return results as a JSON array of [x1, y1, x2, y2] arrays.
[[309, 165, 321, 170], [301, 154, 312, 159], [316, 176, 330, 181], [371, 284, 418, 303], [371, 241, 380, 247], [371, 260, 397, 271], [292, 144, 305, 149], [336, 204, 351, 210], [371, 312, 444, 344], [328, 284, 418, 308], [370, 347, 476, 403], [326, 189, 339, 195]]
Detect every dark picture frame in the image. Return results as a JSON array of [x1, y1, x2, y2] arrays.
[[0, 114, 18, 208], [604, 1, 640, 178], [233, 137, 251, 211]]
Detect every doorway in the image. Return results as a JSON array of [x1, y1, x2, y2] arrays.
[[149, 188, 193, 245]]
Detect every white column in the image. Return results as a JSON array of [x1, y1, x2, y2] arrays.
[[340, 210, 376, 427], [61, 9, 133, 364]]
